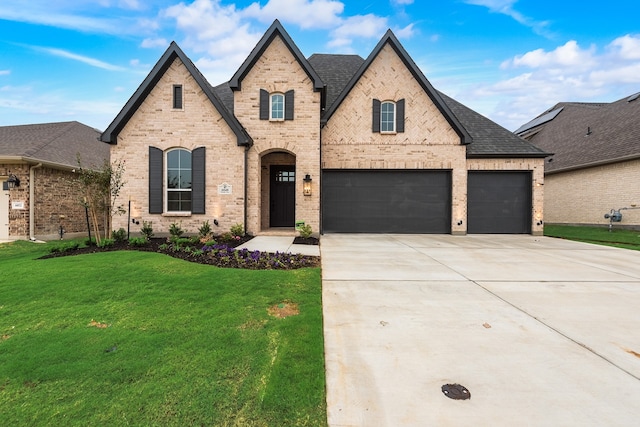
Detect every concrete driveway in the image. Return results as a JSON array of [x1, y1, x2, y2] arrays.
[[321, 234, 640, 426]]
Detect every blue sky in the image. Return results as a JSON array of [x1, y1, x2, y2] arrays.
[[1, 0, 639, 131]]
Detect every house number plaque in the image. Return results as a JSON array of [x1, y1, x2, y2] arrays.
[[218, 183, 232, 195]]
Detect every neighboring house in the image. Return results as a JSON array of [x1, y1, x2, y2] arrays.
[[101, 20, 548, 236], [516, 92, 640, 228], [0, 121, 110, 240]]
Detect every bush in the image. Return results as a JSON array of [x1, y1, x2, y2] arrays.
[[98, 238, 114, 248], [230, 223, 244, 238], [112, 228, 127, 243], [128, 237, 147, 247], [49, 241, 80, 254], [169, 222, 185, 242], [298, 224, 313, 239], [198, 220, 212, 238], [140, 221, 154, 240]]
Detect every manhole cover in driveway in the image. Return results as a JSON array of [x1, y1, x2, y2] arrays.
[[441, 384, 471, 400]]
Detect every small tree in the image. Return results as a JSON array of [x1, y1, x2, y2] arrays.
[[76, 157, 126, 245]]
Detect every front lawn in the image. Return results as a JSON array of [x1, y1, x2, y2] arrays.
[[544, 224, 640, 250], [0, 241, 326, 426]]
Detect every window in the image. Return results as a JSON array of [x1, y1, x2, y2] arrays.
[[270, 93, 284, 120], [275, 169, 295, 182], [372, 98, 405, 133], [173, 85, 183, 109], [166, 148, 191, 212], [381, 101, 395, 132]]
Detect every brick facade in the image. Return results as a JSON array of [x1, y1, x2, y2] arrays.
[[544, 159, 640, 228]]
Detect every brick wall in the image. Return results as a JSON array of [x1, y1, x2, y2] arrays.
[[111, 57, 246, 237], [544, 159, 640, 227], [233, 35, 321, 235]]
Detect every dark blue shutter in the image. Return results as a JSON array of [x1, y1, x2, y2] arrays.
[[149, 146, 163, 214], [260, 89, 269, 120], [396, 99, 405, 133], [191, 147, 205, 214], [285, 90, 294, 120], [372, 99, 381, 132]]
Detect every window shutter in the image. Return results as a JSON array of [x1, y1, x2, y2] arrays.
[[396, 99, 405, 133], [260, 89, 269, 120], [191, 147, 206, 214], [149, 146, 163, 214], [285, 90, 294, 120], [372, 99, 381, 132]]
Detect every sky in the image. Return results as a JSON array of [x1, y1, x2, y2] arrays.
[[1, 0, 640, 132]]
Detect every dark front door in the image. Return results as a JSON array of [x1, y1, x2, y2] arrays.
[[270, 165, 296, 227]]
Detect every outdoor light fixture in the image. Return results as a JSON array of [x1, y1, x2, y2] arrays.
[[303, 174, 312, 196], [6, 173, 20, 189]]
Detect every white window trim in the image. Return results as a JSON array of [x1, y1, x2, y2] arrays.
[[270, 92, 285, 121], [380, 101, 396, 134], [165, 148, 192, 213]]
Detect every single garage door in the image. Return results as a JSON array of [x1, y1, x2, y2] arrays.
[[467, 171, 532, 234], [322, 170, 451, 233]]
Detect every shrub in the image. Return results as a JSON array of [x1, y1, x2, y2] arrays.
[[98, 238, 114, 248], [198, 220, 212, 238], [169, 222, 185, 242], [49, 241, 80, 254], [230, 223, 244, 238], [298, 224, 313, 239], [112, 228, 127, 243], [128, 237, 147, 247], [140, 221, 154, 240]]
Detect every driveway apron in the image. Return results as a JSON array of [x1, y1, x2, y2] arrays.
[[321, 234, 640, 426]]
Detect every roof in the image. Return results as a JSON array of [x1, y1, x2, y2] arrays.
[[516, 93, 640, 172], [0, 121, 109, 169], [439, 93, 549, 158], [229, 20, 325, 98], [100, 42, 252, 147], [320, 29, 472, 145], [307, 53, 364, 113]]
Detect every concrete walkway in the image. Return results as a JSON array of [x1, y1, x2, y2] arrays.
[[321, 234, 640, 426], [237, 235, 320, 257]]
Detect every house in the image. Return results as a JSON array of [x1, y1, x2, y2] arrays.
[[516, 92, 640, 228], [101, 20, 548, 237], [0, 121, 110, 240]]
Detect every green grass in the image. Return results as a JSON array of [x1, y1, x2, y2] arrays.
[[0, 241, 326, 426], [544, 224, 640, 250]]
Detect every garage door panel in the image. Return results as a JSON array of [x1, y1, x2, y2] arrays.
[[322, 170, 451, 233], [468, 172, 531, 234]]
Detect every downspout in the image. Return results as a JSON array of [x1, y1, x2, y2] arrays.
[[244, 145, 249, 235], [29, 163, 43, 241]]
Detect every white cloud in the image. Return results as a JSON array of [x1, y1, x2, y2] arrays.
[[141, 38, 169, 49], [454, 35, 640, 130], [464, 0, 551, 37], [328, 14, 388, 47], [394, 23, 416, 39], [34, 46, 127, 71], [243, 0, 344, 29], [0, 70, 10, 76], [392, 0, 414, 5]]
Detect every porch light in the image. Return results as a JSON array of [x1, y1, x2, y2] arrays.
[[6, 173, 20, 189], [303, 174, 312, 196]]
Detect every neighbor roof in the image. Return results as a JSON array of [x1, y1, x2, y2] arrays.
[[0, 121, 108, 169], [516, 93, 640, 173], [100, 42, 252, 147]]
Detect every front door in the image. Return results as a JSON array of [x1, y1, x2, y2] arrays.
[[0, 183, 9, 239], [270, 165, 295, 227]]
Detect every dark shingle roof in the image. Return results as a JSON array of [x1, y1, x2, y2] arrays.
[[307, 54, 364, 113], [518, 94, 640, 172], [0, 121, 109, 169], [439, 93, 549, 158]]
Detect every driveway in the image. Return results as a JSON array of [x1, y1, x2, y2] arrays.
[[321, 234, 640, 426]]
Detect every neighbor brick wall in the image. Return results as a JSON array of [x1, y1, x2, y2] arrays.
[[1, 164, 29, 238], [111, 57, 246, 237], [544, 159, 640, 227], [233, 35, 322, 235], [467, 158, 546, 236]]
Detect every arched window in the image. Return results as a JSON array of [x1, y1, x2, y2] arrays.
[[270, 93, 284, 120], [381, 101, 396, 132], [166, 148, 192, 212]]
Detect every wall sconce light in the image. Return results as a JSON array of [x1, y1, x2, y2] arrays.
[[457, 220, 463, 226], [131, 218, 140, 225], [214, 219, 219, 226], [6, 173, 20, 189], [303, 174, 312, 196]]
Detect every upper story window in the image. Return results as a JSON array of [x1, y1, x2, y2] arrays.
[[260, 89, 294, 121], [372, 98, 405, 134], [173, 85, 183, 109], [166, 148, 191, 212], [381, 101, 396, 133], [270, 93, 284, 120]]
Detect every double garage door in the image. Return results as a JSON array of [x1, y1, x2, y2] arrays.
[[322, 170, 531, 234]]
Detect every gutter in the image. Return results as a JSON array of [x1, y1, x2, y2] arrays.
[[546, 153, 640, 175], [29, 163, 43, 240]]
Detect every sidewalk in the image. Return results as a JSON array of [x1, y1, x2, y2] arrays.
[[237, 235, 320, 257]]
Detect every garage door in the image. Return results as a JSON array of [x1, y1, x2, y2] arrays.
[[322, 170, 451, 233], [467, 171, 531, 234]]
